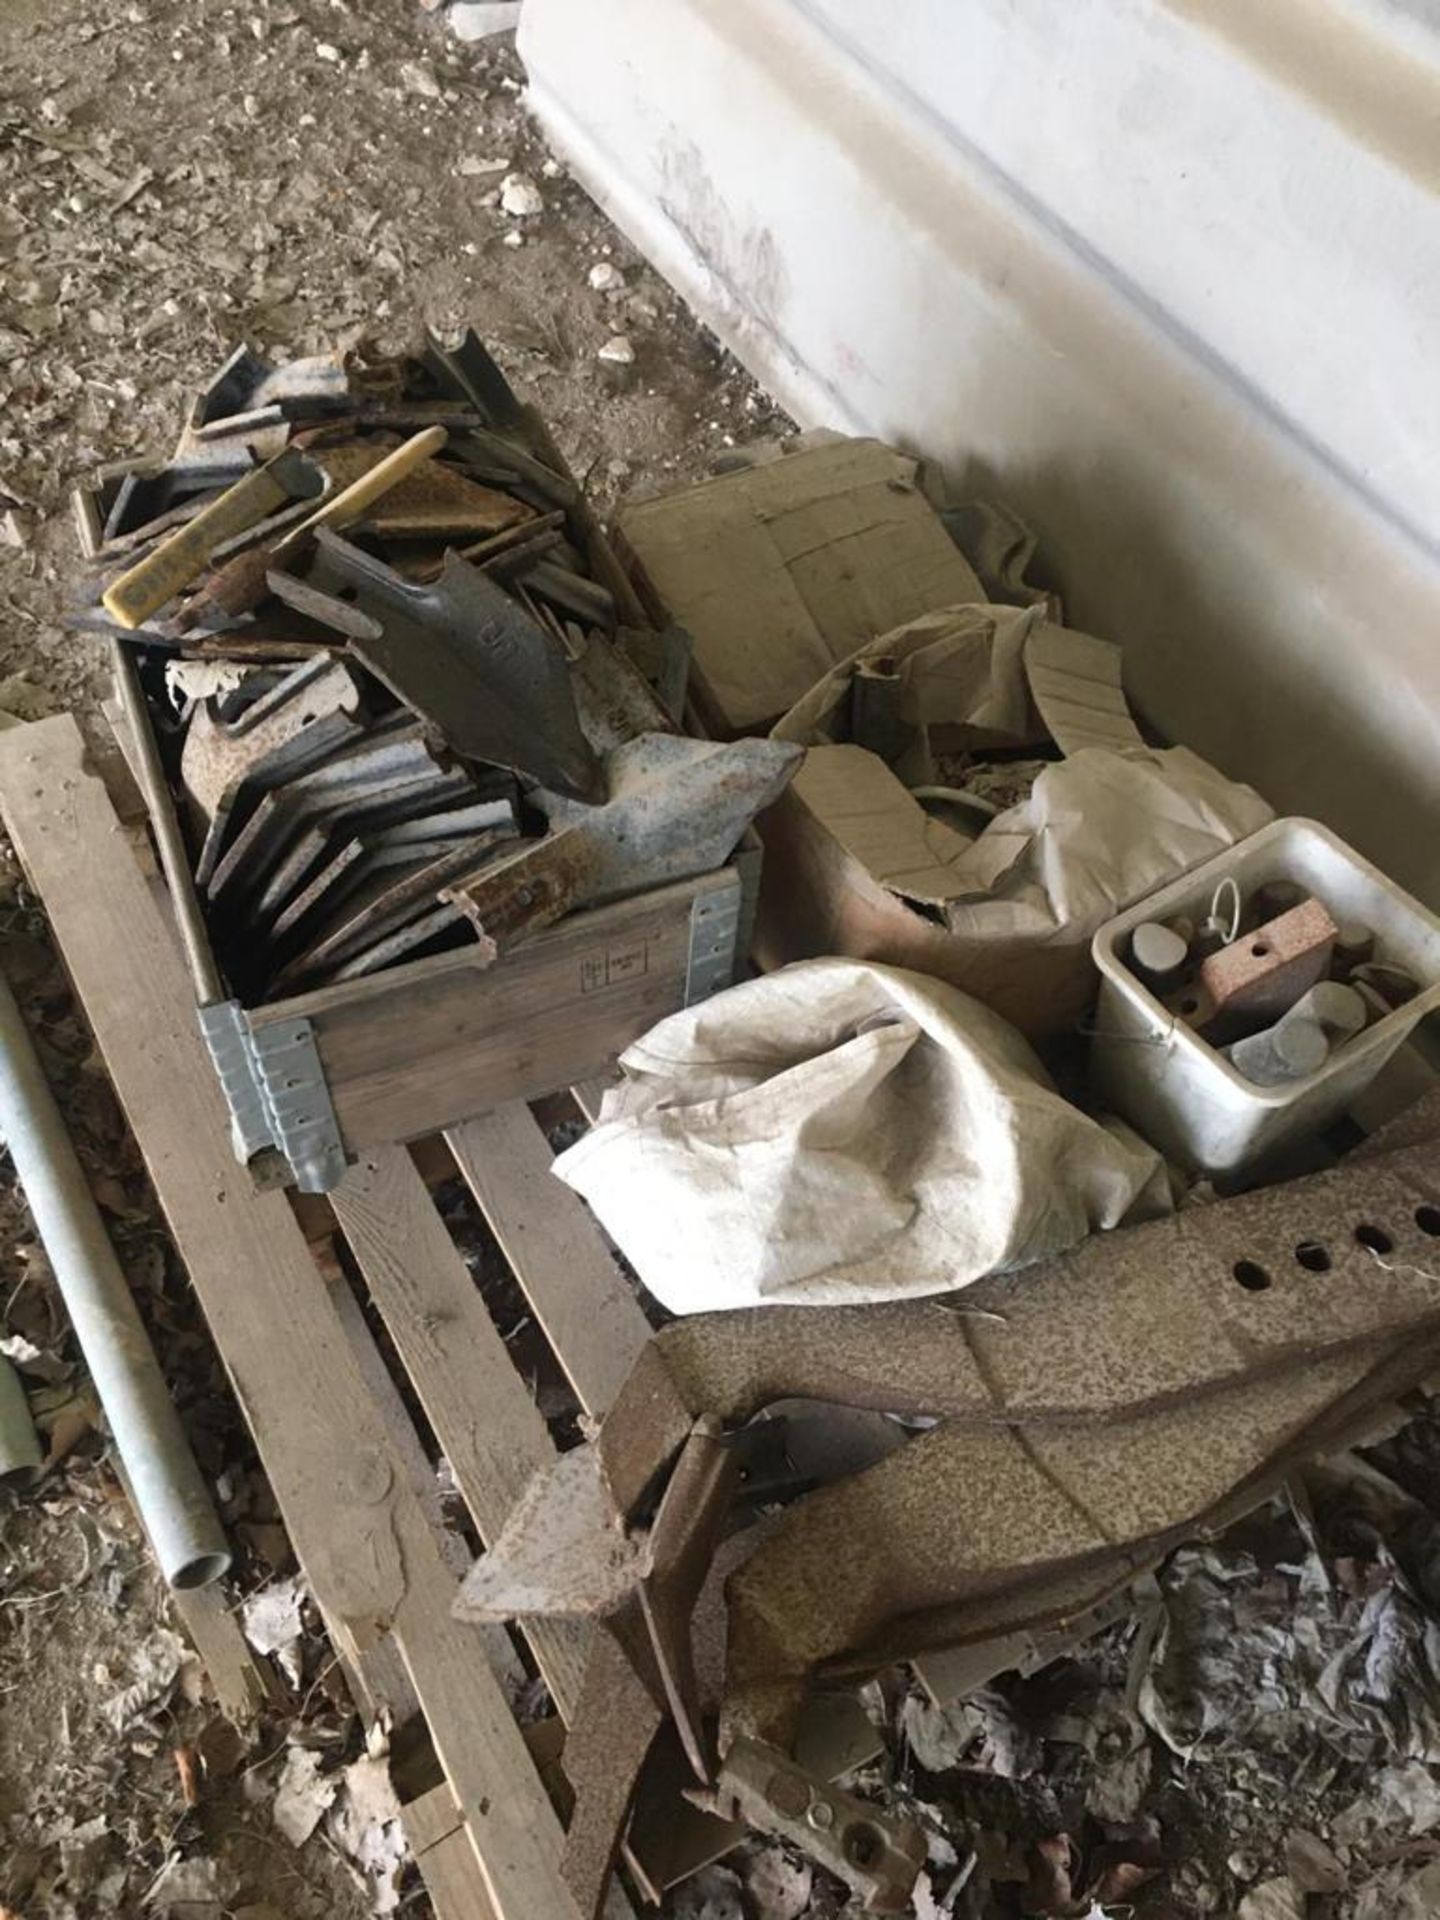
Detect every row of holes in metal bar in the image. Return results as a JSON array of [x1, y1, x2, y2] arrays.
[[1232, 1204, 1440, 1292]]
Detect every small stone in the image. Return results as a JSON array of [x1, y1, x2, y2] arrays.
[[597, 334, 636, 366], [459, 153, 509, 177], [399, 60, 442, 98], [314, 40, 341, 62], [447, 0, 523, 41], [502, 229, 524, 248], [1284, 1830, 1346, 1896], [499, 172, 544, 217], [541, 157, 563, 178], [588, 261, 624, 293]]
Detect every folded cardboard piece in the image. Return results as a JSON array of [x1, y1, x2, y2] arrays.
[[617, 437, 985, 735], [621, 431, 1272, 1035]]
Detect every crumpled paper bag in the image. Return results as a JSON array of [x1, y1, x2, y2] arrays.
[[553, 959, 1166, 1312], [943, 745, 1274, 945], [771, 602, 1046, 785]]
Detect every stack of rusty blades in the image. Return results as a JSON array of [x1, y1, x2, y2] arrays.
[[67, 329, 661, 1001]]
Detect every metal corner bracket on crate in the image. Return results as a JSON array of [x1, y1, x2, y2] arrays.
[[198, 1000, 347, 1194], [686, 883, 742, 1005]]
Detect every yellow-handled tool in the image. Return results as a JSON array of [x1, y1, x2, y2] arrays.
[[101, 448, 326, 631], [273, 424, 449, 558], [179, 427, 453, 626]]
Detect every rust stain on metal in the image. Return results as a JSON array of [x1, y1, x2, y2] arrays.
[[180, 656, 364, 885], [708, 1738, 926, 1913], [439, 829, 598, 964], [311, 441, 535, 540]]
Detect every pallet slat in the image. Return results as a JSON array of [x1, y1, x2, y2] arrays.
[[332, 1145, 591, 1715], [251, 868, 742, 1155], [326, 1247, 531, 1715], [0, 717, 581, 1920], [404, 1783, 499, 1920], [447, 1105, 651, 1420]]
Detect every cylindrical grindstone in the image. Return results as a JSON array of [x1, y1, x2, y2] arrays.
[[1129, 921, 1189, 988], [1332, 920, 1375, 979], [1226, 1016, 1330, 1087], [1286, 981, 1367, 1043], [1252, 878, 1308, 924], [1353, 980, 1395, 1025], [1351, 961, 1420, 1010]]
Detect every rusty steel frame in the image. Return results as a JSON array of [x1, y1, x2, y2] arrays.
[[456, 1102, 1440, 1913]]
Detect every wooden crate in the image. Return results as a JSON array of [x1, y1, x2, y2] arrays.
[[81, 368, 750, 1190], [104, 680, 745, 1182], [0, 715, 730, 1917]]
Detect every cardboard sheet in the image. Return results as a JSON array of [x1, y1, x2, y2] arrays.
[[1024, 622, 1146, 757], [618, 438, 984, 733], [789, 745, 975, 907]]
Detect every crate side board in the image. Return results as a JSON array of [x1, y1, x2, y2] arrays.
[[254, 867, 742, 1153]]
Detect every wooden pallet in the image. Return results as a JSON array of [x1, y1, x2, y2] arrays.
[[0, 716, 695, 1919]]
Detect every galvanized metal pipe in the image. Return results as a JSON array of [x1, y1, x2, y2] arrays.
[[0, 963, 230, 1587]]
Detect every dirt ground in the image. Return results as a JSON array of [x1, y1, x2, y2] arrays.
[[0, 0, 788, 719], [5, 3, 1440, 1919]]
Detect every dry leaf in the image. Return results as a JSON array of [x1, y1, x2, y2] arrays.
[[1284, 1829, 1345, 1895], [103, 1628, 195, 1730], [1092, 1858, 1160, 1903], [743, 1844, 813, 1920], [273, 1745, 338, 1847], [330, 1755, 408, 1914], [241, 1575, 307, 1653], [173, 1745, 202, 1808], [142, 1852, 229, 1911], [1237, 1880, 1304, 1920], [1026, 1834, 1084, 1917], [42, 1392, 98, 1464], [195, 1716, 249, 1780], [672, 1864, 745, 1920], [241, 1574, 307, 1687]]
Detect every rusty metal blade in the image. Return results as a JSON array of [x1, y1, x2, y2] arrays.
[[537, 733, 802, 904], [265, 794, 518, 940], [270, 832, 515, 989], [180, 656, 364, 885], [204, 720, 446, 903]]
